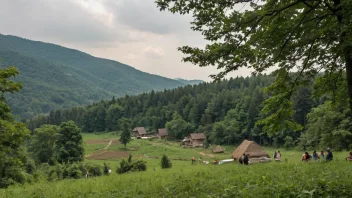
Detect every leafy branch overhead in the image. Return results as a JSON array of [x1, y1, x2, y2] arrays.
[[156, 0, 352, 135]]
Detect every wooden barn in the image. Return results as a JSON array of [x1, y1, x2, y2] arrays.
[[157, 128, 168, 139], [184, 133, 206, 147], [131, 127, 147, 138]]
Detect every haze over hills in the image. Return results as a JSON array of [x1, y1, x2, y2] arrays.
[[0, 34, 189, 119], [174, 78, 204, 85]]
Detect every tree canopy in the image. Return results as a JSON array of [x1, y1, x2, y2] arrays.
[[155, 0, 352, 135], [0, 64, 30, 188], [55, 121, 84, 163]]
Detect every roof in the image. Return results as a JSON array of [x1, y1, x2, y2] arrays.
[[132, 127, 147, 135], [213, 145, 224, 153], [232, 140, 269, 159], [188, 133, 206, 140], [158, 128, 168, 136]]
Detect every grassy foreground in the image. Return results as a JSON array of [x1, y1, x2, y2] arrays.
[[1, 133, 351, 197], [1, 161, 352, 198]]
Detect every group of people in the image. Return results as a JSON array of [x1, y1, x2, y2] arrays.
[[302, 149, 333, 162]]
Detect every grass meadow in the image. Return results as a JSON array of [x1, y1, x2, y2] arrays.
[[1, 132, 352, 198]]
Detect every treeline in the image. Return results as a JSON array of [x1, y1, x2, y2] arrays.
[[27, 74, 352, 150]]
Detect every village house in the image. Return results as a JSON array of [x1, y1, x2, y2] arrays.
[[184, 133, 206, 147], [131, 127, 147, 138], [157, 128, 168, 139]]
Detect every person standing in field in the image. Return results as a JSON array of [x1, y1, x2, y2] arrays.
[[312, 151, 319, 160], [243, 154, 249, 165], [238, 153, 245, 164], [319, 151, 325, 159], [346, 152, 352, 161], [326, 149, 333, 161], [302, 152, 310, 162], [191, 157, 195, 165], [275, 151, 281, 162]]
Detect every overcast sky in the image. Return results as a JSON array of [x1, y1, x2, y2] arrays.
[[0, 0, 252, 81]]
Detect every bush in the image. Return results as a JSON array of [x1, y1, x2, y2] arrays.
[[103, 162, 111, 175], [25, 159, 36, 174], [132, 161, 147, 172], [128, 153, 132, 163], [83, 163, 102, 177], [161, 155, 172, 169], [117, 159, 147, 174], [48, 163, 63, 181], [116, 159, 132, 174], [63, 163, 82, 179]]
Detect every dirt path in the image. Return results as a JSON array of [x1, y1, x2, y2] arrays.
[[85, 140, 112, 158], [104, 140, 112, 150], [199, 152, 215, 157]]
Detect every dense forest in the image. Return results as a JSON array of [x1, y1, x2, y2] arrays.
[[27, 74, 352, 150], [0, 34, 192, 119]]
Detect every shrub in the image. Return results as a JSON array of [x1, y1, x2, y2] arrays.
[[116, 159, 132, 174], [25, 159, 36, 174], [84, 163, 102, 177], [128, 153, 132, 163], [132, 161, 147, 172], [117, 159, 147, 174], [63, 163, 82, 179], [161, 155, 172, 169], [103, 162, 111, 175], [48, 163, 63, 181]]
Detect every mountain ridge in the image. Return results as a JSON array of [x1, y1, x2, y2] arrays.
[[0, 34, 185, 119]]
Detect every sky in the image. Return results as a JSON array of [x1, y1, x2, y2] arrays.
[[0, 0, 253, 81]]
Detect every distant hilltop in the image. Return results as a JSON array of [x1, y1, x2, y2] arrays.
[[174, 78, 204, 85]]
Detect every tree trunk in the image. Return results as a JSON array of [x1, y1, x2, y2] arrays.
[[346, 53, 352, 112]]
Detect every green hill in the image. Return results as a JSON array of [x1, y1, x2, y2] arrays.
[[0, 34, 184, 119], [174, 78, 204, 85]]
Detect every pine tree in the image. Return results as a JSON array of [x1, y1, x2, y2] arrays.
[[119, 118, 131, 148], [161, 154, 172, 169]]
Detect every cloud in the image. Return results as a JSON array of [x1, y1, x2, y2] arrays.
[[143, 46, 165, 58], [104, 0, 193, 35], [0, 0, 128, 46]]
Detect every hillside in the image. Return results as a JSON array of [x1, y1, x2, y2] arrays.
[[0, 34, 184, 119], [174, 78, 204, 85]]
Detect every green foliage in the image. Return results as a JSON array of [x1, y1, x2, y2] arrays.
[[165, 112, 192, 139], [103, 162, 111, 175], [131, 160, 147, 172], [0, 34, 185, 119], [0, 65, 30, 188], [116, 159, 132, 174], [116, 159, 147, 174], [300, 101, 352, 151], [29, 124, 59, 165], [128, 153, 132, 163], [161, 154, 172, 169], [80, 163, 102, 177], [63, 163, 81, 179], [155, 0, 352, 138], [55, 121, 84, 163], [2, 159, 352, 197], [119, 118, 131, 148]]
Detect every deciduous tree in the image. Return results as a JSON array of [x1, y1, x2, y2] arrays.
[[0, 65, 30, 188], [156, 0, 352, 135], [55, 121, 84, 163]]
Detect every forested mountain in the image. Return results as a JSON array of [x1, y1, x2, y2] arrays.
[[0, 34, 184, 119], [174, 78, 203, 85]]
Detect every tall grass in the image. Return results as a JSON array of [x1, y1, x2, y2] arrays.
[[2, 133, 350, 197]]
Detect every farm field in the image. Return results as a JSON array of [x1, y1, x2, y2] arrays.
[[1, 132, 352, 198]]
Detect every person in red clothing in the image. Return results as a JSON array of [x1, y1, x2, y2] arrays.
[[302, 152, 310, 162], [346, 152, 352, 161]]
